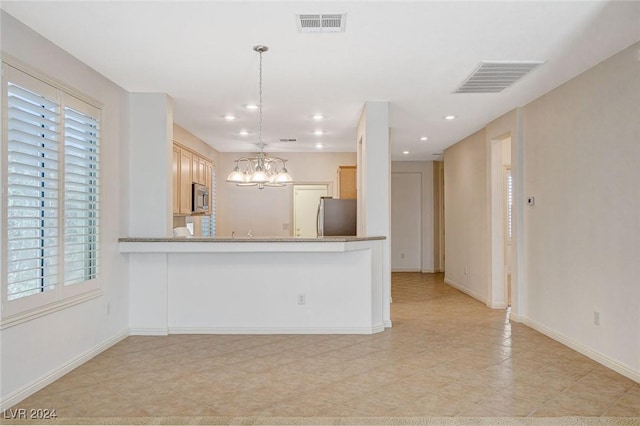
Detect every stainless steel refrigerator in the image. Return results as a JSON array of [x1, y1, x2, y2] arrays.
[[316, 197, 357, 237]]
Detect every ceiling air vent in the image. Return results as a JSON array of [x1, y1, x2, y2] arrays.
[[296, 14, 346, 33], [279, 138, 297, 143], [452, 61, 544, 94]]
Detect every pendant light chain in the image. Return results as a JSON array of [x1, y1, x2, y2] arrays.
[[258, 49, 263, 150], [225, 44, 293, 188]]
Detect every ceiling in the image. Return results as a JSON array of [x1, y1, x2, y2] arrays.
[[2, 1, 639, 160]]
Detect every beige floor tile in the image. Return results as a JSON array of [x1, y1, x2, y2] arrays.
[[476, 391, 544, 416], [10, 272, 637, 420], [435, 382, 496, 404], [604, 402, 640, 417]]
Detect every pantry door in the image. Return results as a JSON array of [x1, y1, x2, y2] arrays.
[[293, 185, 328, 237]]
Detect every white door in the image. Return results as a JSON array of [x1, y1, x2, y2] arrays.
[[391, 173, 422, 271], [293, 185, 328, 237]]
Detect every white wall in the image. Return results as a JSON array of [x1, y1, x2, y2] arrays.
[[444, 129, 489, 303], [216, 152, 356, 237], [0, 11, 130, 406], [173, 124, 219, 166], [443, 42, 640, 381], [391, 161, 435, 272], [129, 93, 173, 237], [357, 102, 391, 328], [522, 42, 640, 379]]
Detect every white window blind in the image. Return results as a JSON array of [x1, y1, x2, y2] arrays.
[[201, 170, 216, 237], [64, 104, 100, 285], [6, 82, 60, 301], [3, 64, 102, 315]]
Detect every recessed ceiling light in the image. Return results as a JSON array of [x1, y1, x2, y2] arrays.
[[403, 151, 410, 155], [315, 143, 324, 149], [444, 115, 456, 120], [313, 130, 324, 136], [312, 114, 324, 121], [239, 130, 249, 136], [420, 136, 429, 141], [224, 114, 236, 121], [245, 104, 258, 110]]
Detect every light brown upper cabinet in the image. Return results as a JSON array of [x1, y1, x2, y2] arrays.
[[338, 166, 357, 199], [179, 148, 193, 215], [173, 142, 213, 215], [172, 145, 180, 214]]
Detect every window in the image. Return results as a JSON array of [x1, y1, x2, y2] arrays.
[[2, 63, 101, 318], [201, 170, 216, 237]]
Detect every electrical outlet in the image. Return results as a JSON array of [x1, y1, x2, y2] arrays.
[[594, 311, 600, 326], [283, 223, 289, 230], [297, 294, 306, 305]]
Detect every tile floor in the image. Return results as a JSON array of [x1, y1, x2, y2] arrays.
[[11, 273, 640, 418]]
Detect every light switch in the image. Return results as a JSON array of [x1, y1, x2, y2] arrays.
[[527, 196, 535, 206]]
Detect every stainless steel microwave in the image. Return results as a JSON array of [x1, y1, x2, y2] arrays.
[[192, 183, 209, 213]]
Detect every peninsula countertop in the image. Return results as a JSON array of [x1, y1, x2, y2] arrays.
[[118, 235, 386, 253], [122, 235, 390, 334]]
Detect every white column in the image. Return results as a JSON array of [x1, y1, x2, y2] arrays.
[[128, 93, 173, 237], [357, 101, 391, 327]]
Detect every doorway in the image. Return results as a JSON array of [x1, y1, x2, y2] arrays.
[[489, 136, 512, 308], [293, 184, 328, 237], [391, 173, 422, 271]]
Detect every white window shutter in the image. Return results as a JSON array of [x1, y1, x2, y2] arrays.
[[6, 81, 60, 300]]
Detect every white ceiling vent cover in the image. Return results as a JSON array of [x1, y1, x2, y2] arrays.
[[297, 14, 346, 33], [453, 61, 545, 94]]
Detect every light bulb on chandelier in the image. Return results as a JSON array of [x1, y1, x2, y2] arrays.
[[226, 45, 293, 189]]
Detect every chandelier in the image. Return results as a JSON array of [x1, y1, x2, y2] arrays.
[[226, 45, 293, 189]]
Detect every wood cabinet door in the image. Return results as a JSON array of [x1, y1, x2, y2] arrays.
[[192, 156, 200, 184], [204, 162, 213, 213], [172, 146, 180, 214], [339, 166, 357, 199], [180, 149, 193, 214], [199, 159, 207, 186]]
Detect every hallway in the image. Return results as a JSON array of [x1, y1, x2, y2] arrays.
[[10, 273, 639, 419]]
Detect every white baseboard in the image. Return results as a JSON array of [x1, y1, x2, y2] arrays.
[[391, 268, 421, 272], [0, 329, 129, 411], [168, 325, 385, 335], [421, 268, 435, 273], [444, 277, 488, 304], [129, 327, 168, 336], [384, 320, 392, 328], [523, 316, 640, 383], [509, 311, 523, 323], [488, 301, 508, 309]]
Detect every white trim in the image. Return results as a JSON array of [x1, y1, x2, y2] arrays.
[[488, 301, 508, 309], [509, 311, 523, 323], [384, 320, 392, 328], [523, 316, 640, 383], [392, 268, 422, 272], [421, 268, 435, 273], [0, 289, 102, 330], [0, 329, 128, 411], [444, 277, 488, 304], [129, 327, 168, 336], [168, 325, 385, 335], [2, 53, 103, 109]]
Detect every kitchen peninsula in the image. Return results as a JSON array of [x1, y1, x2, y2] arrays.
[[119, 236, 389, 335]]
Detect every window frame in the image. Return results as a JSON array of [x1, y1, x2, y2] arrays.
[[1, 58, 103, 325]]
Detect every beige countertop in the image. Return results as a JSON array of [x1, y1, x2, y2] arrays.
[[119, 236, 385, 243]]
